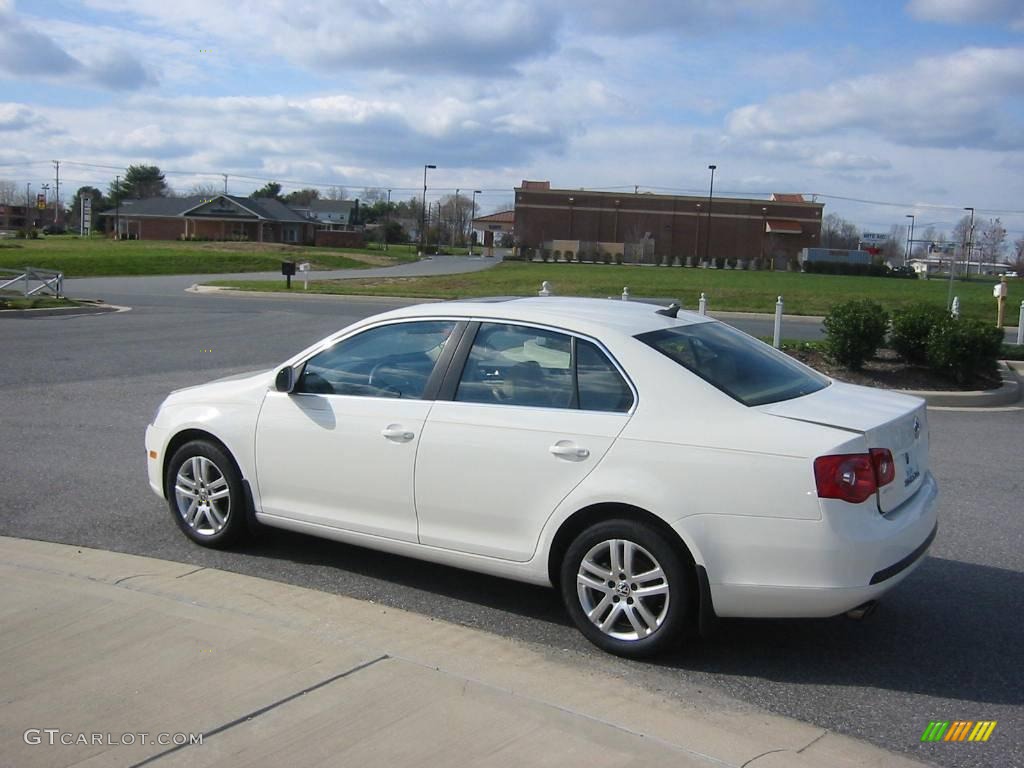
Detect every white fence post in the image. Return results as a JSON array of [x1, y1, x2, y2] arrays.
[[698, 292, 707, 315], [773, 295, 783, 349], [951, 296, 960, 318], [1017, 301, 1024, 346]]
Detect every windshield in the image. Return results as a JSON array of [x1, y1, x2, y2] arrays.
[[637, 322, 830, 407]]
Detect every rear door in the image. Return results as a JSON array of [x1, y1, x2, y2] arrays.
[[413, 322, 635, 561]]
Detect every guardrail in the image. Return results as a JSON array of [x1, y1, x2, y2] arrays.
[[0, 267, 64, 298]]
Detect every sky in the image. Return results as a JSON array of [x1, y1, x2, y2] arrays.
[[1, 0, 1023, 244]]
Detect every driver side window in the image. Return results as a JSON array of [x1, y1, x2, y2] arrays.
[[296, 320, 456, 399]]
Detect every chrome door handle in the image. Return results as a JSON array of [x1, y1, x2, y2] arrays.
[[381, 425, 415, 442], [549, 441, 590, 460]]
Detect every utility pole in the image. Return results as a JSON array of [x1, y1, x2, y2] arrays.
[[222, 174, 228, 195], [452, 188, 459, 250], [420, 164, 435, 253], [469, 190, 481, 256], [761, 206, 768, 270], [905, 214, 915, 266], [25, 183, 31, 228], [52, 160, 61, 225], [115, 176, 121, 240], [384, 188, 391, 252]]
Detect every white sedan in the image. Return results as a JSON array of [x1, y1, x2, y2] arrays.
[[146, 297, 938, 657]]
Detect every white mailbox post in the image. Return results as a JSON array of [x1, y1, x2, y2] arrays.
[[298, 262, 311, 290]]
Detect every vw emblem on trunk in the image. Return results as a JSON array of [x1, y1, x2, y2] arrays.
[[913, 417, 921, 440]]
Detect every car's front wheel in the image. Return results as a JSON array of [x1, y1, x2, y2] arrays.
[[165, 440, 246, 549], [560, 519, 690, 657]]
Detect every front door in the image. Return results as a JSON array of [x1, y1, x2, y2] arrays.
[[255, 319, 458, 541]]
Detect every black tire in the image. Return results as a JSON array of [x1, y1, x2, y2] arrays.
[[165, 440, 247, 549], [560, 519, 691, 658]]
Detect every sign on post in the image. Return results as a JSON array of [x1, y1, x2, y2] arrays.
[[81, 197, 92, 236]]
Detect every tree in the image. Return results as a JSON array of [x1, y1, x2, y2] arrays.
[[820, 213, 860, 250], [324, 185, 348, 201], [439, 192, 474, 247], [879, 225, 905, 264], [283, 188, 320, 206], [109, 164, 168, 203], [251, 182, 283, 200], [69, 186, 105, 232], [0, 179, 17, 205], [977, 218, 1007, 265]]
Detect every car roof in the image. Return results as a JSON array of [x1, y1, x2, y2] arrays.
[[376, 296, 714, 338]]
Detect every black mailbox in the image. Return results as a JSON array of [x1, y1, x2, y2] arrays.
[[281, 260, 297, 288]]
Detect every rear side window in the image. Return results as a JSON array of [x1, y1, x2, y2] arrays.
[[454, 323, 633, 412], [576, 339, 634, 412], [637, 322, 828, 406]]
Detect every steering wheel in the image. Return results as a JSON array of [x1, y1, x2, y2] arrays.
[[368, 362, 412, 397]]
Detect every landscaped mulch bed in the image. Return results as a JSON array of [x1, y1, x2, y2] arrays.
[[783, 346, 1001, 392]]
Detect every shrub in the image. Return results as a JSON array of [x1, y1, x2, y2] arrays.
[[822, 299, 888, 370], [563, 249, 574, 262], [890, 303, 948, 364], [614, 253, 623, 265], [926, 317, 1003, 385]]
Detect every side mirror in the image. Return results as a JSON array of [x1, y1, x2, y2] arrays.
[[274, 366, 296, 393]]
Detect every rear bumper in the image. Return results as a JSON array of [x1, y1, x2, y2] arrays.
[[675, 472, 939, 618]]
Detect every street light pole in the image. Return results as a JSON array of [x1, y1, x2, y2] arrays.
[[761, 206, 768, 270], [115, 176, 121, 240], [948, 206, 973, 309], [384, 188, 391, 251], [469, 190, 481, 255], [905, 214, 915, 266], [420, 164, 436, 253], [704, 165, 716, 265]]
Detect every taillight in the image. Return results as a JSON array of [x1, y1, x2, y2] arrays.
[[814, 454, 877, 503], [870, 448, 895, 487]]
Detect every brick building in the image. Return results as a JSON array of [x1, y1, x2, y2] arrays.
[[99, 195, 316, 243], [513, 182, 824, 266]]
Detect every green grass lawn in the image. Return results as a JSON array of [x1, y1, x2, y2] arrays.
[[0, 237, 417, 277], [209, 261, 1023, 325]]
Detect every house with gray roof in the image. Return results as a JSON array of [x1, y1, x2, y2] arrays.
[[289, 199, 358, 231], [100, 195, 315, 243]]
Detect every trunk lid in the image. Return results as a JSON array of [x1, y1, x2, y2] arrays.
[[758, 381, 929, 513]]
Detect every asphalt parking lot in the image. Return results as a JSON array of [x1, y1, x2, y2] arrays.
[[1, 282, 1021, 768]]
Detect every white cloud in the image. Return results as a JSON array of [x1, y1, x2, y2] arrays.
[[727, 47, 1024, 150], [0, 4, 155, 90], [0, 103, 44, 132], [906, 0, 1024, 26]]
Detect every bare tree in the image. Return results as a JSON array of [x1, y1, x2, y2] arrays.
[[0, 179, 17, 205], [977, 218, 1007, 266], [1011, 235, 1024, 272], [324, 185, 348, 201], [186, 183, 222, 198], [821, 213, 859, 249], [439, 192, 473, 247], [361, 187, 387, 204], [880, 224, 905, 263]]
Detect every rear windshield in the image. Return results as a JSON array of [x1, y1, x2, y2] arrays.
[[636, 322, 829, 406]]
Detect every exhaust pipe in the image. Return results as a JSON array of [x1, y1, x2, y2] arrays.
[[845, 601, 878, 620]]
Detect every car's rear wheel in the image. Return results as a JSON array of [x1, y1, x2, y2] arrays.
[[560, 519, 690, 657], [166, 440, 246, 549]]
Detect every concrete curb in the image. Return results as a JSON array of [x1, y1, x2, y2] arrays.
[[189, 283, 441, 305], [898, 360, 1021, 408], [0, 536, 928, 768], [0, 301, 125, 319]]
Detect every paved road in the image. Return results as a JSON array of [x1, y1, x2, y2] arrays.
[[1, 279, 1021, 768]]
